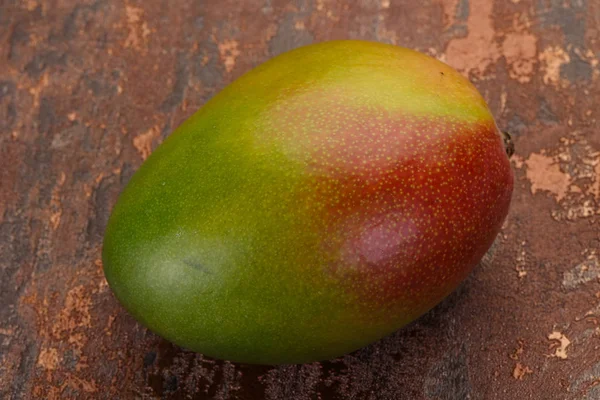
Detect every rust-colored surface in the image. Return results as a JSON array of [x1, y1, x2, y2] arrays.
[[1, 0, 599, 399]]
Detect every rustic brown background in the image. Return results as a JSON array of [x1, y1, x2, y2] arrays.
[[1, 0, 599, 399]]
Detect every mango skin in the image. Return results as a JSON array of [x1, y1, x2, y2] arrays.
[[102, 40, 514, 365]]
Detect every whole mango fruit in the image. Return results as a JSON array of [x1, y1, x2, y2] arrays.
[[103, 40, 514, 365]]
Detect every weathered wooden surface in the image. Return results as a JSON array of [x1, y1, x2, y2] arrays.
[[1, 0, 599, 399]]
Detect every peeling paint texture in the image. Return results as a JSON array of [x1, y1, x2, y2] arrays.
[[1, 0, 599, 399]]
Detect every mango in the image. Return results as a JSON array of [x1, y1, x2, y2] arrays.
[[102, 40, 514, 365]]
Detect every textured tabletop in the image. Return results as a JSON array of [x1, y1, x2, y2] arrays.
[[1, 0, 599, 399]]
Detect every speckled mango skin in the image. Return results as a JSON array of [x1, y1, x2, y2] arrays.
[[102, 40, 514, 365]]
